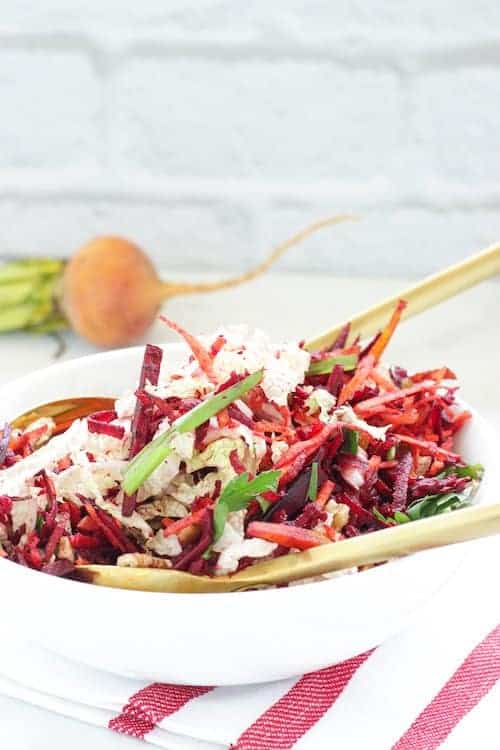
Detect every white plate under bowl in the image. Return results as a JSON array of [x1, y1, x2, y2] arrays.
[[0, 346, 497, 686]]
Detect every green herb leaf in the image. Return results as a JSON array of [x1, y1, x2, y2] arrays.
[[307, 354, 358, 376], [213, 470, 281, 544], [307, 462, 319, 501], [373, 507, 410, 525], [393, 510, 411, 524], [372, 507, 390, 524], [123, 369, 264, 494], [406, 491, 471, 521], [341, 427, 359, 455], [438, 463, 484, 480]]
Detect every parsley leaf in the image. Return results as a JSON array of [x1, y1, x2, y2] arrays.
[[406, 491, 470, 521], [374, 492, 469, 526], [212, 470, 281, 544], [438, 463, 484, 480]]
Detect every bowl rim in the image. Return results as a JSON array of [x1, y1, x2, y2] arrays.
[[0, 344, 497, 606]]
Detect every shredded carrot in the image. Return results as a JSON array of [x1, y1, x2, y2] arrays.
[[210, 334, 226, 357], [322, 525, 338, 541], [247, 521, 326, 550], [316, 479, 335, 509], [354, 382, 439, 414], [392, 433, 461, 462], [410, 366, 456, 383], [275, 424, 336, 469], [372, 410, 419, 426], [162, 507, 208, 537], [370, 368, 397, 392], [9, 424, 48, 454], [160, 316, 217, 382], [369, 299, 407, 362], [254, 420, 296, 442], [450, 411, 472, 433], [217, 409, 230, 428], [337, 353, 375, 406], [429, 459, 445, 476]]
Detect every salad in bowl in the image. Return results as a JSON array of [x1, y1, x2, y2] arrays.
[[0, 301, 483, 584]]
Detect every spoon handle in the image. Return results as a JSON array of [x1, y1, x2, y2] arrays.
[[230, 503, 500, 589], [306, 243, 500, 351], [77, 504, 500, 593]]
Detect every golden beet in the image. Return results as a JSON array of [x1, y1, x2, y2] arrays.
[[62, 237, 162, 347], [0, 215, 354, 348]]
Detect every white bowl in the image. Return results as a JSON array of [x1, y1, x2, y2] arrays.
[[0, 346, 497, 686]]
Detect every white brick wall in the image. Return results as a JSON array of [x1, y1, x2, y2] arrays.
[[1, 2, 500, 277]]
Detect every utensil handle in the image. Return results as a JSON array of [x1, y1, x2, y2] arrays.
[[231, 503, 500, 588], [306, 243, 500, 351]]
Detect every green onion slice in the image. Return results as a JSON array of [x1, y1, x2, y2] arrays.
[[341, 427, 359, 455], [123, 369, 263, 494], [307, 354, 358, 376], [307, 461, 319, 501]]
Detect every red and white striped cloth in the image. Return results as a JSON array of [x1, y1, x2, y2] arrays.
[[1, 538, 499, 749]]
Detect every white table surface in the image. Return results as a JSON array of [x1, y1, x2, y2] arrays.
[[0, 271, 499, 748]]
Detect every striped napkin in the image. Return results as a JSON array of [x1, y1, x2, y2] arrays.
[[1, 538, 498, 750]]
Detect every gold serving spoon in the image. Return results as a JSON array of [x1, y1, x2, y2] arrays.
[[12, 397, 115, 434], [9, 241, 500, 593], [72, 503, 500, 592]]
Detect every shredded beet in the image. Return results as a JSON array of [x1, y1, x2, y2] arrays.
[[173, 510, 213, 571], [88, 418, 125, 440], [326, 364, 345, 398], [227, 403, 255, 428], [329, 323, 351, 350], [350, 384, 379, 405], [390, 366, 408, 387], [391, 452, 413, 511], [83, 501, 137, 554], [409, 475, 469, 500], [89, 410, 116, 423], [0, 495, 13, 516], [293, 503, 327, 529], [37, 470, 57, 531], [340, 493, 387, 528], [263, 447, 328, 522], [42, 559, 75, 577], [229, 449, 247, 475], [129, 344, 163, 458], [44, 523, 66, 562], [123, 344, 163, 516]]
